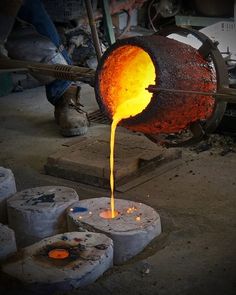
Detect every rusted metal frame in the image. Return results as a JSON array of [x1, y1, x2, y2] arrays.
[[188, 29, 230, 134], [217, 87, 236, 103], [153, 26, 233, 147], [95, 27, 233, 147], [146, 121, 206, 148]]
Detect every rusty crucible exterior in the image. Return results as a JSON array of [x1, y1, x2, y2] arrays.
[[95, 33, 227, 144]]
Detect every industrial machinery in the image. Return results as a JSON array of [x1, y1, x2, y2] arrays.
[[0, 27, 236, 147]]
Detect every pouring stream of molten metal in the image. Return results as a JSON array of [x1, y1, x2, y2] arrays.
[[108, 48, 156, 218]]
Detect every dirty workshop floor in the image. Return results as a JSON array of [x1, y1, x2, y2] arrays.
[[0, 85, 236, 295]]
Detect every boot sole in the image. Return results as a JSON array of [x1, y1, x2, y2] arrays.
[[60, 126, 88, 137]]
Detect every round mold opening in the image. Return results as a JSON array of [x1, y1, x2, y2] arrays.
[[48, 248, 70, 260], [99, 210, 119, 219]]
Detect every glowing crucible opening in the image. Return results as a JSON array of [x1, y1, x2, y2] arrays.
[[99, 45, 156, 120], [48, 248, 70, 259]]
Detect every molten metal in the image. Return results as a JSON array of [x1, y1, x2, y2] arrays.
[[48, 248, 69, 260], [100, 46, 155, 119], [67, 198, 162, 264], [106, 46, 155, 217], [100, 210, 119, 219], [96, 36, 217, 217]]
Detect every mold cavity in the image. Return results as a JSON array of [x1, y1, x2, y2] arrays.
[[48, 249, 69, 259], [99, 210, 119, 219]]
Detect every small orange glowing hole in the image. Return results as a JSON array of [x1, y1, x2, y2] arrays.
[[48, 248, 69, 259], [126, 206, 138, 214], [100, 210, 119, 219]]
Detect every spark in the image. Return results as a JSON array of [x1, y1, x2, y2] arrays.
[[126, 206, 137, 214]]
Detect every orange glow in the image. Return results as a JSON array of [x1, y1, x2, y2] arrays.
[[101, 45, 155, 218], [48, 248, 69, 259], [109, 119, 118, 218], [100, 210, 119, 219], [135, 216, 141, 222], [100, 45, 156, 119], [126, 206, 138, 214]]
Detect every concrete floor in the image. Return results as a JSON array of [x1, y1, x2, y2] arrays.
[[0, 85, 236, 295]]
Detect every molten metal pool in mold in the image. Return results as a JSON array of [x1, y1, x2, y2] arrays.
[[67, 197, 162, 264], [2, 232, 113, 293]]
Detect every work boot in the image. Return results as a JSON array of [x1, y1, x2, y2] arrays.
[[54, 85, 89, 137]]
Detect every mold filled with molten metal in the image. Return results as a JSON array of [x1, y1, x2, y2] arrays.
[[48, 248, 69, 259], [99, 210, 119, 219], [67, 198, 162, 264], [2, 232, 113, 291], [100, 45, 156, 218]]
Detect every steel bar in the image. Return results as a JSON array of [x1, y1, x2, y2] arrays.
[[84, 0, 102, 60], [101, 0, 116, 46], [175, 15, 234, 27], [146, 85, 236, 103], [0, 58, 95, 80]]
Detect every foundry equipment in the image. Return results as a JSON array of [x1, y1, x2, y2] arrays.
[[0, 27, 236, 146], [0, 58, 95, 84], [95, 26, 236, 146]]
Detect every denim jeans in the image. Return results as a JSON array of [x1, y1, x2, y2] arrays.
[[18, 0, 72, 105]]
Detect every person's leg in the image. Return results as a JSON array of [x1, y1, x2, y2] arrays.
[[17, 0, 88, 136], [17, 0, 71, 105], [0, 0, 22, 56]]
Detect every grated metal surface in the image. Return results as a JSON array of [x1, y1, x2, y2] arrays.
[[88, 109, 111, 125]]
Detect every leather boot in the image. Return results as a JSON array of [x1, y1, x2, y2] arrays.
[[54, 85, 89, 137]]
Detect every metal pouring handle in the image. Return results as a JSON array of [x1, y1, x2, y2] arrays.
[[0, 58, 95, 81], [146, 85, 236, 104]]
